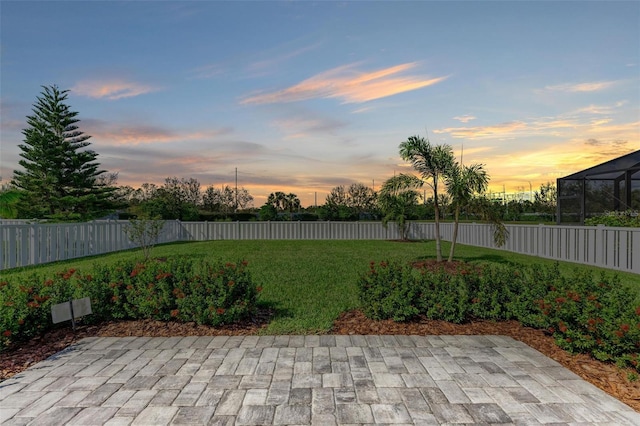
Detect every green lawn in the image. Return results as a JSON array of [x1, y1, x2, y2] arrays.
[[2, 240, 639, 334]]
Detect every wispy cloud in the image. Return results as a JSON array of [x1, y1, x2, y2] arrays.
[[435, 121, 528, 139], [191, 42, 322, 80], [542, 80, 616, 93], [435, 115, 640, 142], [571, 101, 627, 116], [434, 114, 629, 140], [189, 64, 226, 80], [83, 119, 231, 145], [272, 114, 347, 139], [351, 106, 376, 114], [241, 62, 447, 105], [247, 42, 322, 76], [453, 114, 476, 123], [72, 79, 159, 100]]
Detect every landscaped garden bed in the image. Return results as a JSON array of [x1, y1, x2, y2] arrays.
[[1, 240, 639, 410]]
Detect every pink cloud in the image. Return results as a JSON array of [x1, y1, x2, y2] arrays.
[[83, 120, 230, 146], [542, 80, 616, 93], [435, 121, 528, 139], [241, 62, 447, 105], [453, 115, 477, 123], [72, 79, 159, 100]]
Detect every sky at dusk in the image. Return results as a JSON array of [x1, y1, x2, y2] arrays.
[[1, 1, 638, 207]]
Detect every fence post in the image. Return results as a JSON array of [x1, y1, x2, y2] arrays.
[[595, 224, 605, 267]]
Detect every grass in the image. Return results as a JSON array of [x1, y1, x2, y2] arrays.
[[2, 239, 640, 334]]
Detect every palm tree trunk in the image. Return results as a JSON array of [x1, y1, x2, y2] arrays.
[[434, 198, 442, 262], [448, 206, 460, 262]]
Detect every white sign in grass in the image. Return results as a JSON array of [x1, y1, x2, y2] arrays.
[[51, 297, 92, 330]]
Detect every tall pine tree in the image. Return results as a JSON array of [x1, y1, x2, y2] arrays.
[[12, 85, 115, 220]]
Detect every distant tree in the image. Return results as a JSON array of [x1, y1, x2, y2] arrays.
[[12, 85, 115, 220], [266, 191, 288, 211], [320, 183, 377, 221], [266, 192, 300, 220], [138, 183, 159, 201], [504, 200, 525, 221], [131, 177, 200, 220], [258, 203, 278, 221], [347, 183, 377, 216], [325, 185, 349, 207], [399, 136, 455, 261], [321, 185, 356, 221], [235, 187, 254, 210], [284, 193, 301, 220], [202, 185, 253, 213], [202, 186, 228, 212], [96, 171, 119, 187], [378, 174, 422, 240], [113, 185, 137, 204], [534, 182, 557, 221], [163, 177, 201, 207], [317, 204, 356, 221]]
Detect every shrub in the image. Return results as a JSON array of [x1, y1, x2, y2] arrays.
[[357, 260, 640, 372], [585, 210, 640, 227], [0, 257, 261, 349], [174, 260, 259, 326], [468, 263, 519, 321], [532, 269, 640, 369], [417, 268, 469, 323], [358, 261, 420, 321]]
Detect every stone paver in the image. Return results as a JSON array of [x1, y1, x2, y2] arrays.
[[1, 335, 638, 425]]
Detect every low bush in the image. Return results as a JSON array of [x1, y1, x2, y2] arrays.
[[358, 261, 420, 321], [419, 270, 469, 323], [585, 210, 640, 227], [0, 257, 261, 348], [530, 268, 640, 369], [358, 260, 640, 372]]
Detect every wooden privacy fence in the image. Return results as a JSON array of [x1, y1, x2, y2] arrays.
[[440, 222, 640, 274], [179, 221, 432, 241], [1, 220, 638, 274], [0, 220, 182, 271]]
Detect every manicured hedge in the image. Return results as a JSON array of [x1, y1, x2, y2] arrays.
[[358, 261, 640, 372], [0, 257, 261, 348]]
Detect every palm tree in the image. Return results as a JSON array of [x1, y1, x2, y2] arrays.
[[399, 136, 454, 261], [284, 193, 301, 220], [267, 192, 301, 220], [378, 174, 422, 240], [446, 163, 489, 261]]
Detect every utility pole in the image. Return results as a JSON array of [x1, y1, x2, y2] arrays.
[[235, 167, 238, 212]]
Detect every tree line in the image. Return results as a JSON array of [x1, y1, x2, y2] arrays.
[[1, 85, 557, 229]]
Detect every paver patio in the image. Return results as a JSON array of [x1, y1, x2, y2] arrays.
[[1, 335, 638, 425]]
